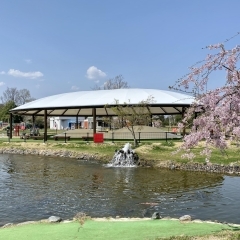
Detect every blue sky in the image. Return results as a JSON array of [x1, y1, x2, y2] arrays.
[[0, 0, 239, 100]]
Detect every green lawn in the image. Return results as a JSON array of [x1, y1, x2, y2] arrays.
[[0, 137, 239, 166], [0, 219, 237, 240]]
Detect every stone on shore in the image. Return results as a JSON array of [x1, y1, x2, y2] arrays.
[[48, 216, 62, 223], [152, 212, 161, 220], [179, 215, 192, 221]]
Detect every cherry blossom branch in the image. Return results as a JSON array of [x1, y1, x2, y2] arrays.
[[171, 32, 240, 161]]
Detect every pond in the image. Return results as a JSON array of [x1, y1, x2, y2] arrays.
[[0, 154, 239, 226]]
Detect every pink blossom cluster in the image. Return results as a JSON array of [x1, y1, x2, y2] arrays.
[[174, 41, 240, 161]]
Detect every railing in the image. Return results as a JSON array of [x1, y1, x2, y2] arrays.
[[4, 130, 182, 143], [50, 131, 182, 142]]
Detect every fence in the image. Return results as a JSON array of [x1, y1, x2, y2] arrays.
[[2, 130, 182, 143], [50, 131, 182, 142]]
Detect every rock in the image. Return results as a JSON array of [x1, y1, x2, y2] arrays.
[[48, 216, 62, 223], [152, 212, 161, 220], [2, 223, 13, 228], [192, 219, 203, 223], [17, 221, 36, 226], [170, 164, 175, 170], [179, 215, 192, 221]]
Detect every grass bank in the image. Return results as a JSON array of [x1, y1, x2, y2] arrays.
[[0, 139, 239, 166], [1, 219, 239, 240]]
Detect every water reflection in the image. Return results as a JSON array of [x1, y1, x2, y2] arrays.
[[0, 154, 239, 226]]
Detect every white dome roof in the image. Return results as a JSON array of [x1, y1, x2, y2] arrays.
[[11, 88, 194, 116]]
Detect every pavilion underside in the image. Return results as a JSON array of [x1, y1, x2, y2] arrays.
[[13, 104, 188, 117]]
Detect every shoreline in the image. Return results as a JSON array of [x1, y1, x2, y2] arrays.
[[0, 143, 240, 175], [2, 217, 239, 240], [2, 216, 240, 229]]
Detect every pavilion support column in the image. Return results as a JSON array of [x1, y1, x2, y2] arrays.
[[9, 113, 13, 139], [92, 108, 96, 134], [110, 117, 112, 130], [76, 115, 78, 129], [44, 110, 47, 142], [32, 115, 35, 127]]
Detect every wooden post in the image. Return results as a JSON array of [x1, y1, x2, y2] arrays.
[[76, 115, 78, 129], [44, 110, 47, 142], [9, 113, 13, 139], [32, 115, 35, 127], [182, 107, 186, 136]]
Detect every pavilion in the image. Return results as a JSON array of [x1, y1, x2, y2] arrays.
[[9, 88, 194, 141]]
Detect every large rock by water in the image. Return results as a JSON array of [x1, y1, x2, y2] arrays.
[[48, 216, 62, 223], [179, 215, 192, 221], [152, 212, 161, 220]]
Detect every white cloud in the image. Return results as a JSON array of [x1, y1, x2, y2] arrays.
[[71, 85, 79, 91], [0, 82, 5, 86], [8, 69, 43, 79], [86, 66, 106, 80], [0, 71, 6, 75]]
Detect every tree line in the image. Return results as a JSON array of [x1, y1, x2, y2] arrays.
[[0, 87, 45, 128]]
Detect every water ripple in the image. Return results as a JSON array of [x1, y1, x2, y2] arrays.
[[0, 154, 239, 226]]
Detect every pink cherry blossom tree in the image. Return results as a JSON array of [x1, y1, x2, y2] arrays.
[[170, 32, 240, 161]]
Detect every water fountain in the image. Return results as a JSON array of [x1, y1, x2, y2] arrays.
[[108, 143, 140, 167]]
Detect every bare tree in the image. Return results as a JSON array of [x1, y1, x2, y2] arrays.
[[92, 75, 129, 90], [106, 96, 154, 146], [18, 89, 32, 105], [1, 87, 33, 106], [103, 75, 129, 90], [1, 87, 19, 104]]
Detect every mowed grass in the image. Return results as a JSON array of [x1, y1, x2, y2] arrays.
[[0, 220, 237, 240], [0, 138, 239, 166], [0, 139, 240, 165], [134, 140, 240, 165]]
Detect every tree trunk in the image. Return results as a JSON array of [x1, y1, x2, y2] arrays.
[[131, 130, 138, 147]]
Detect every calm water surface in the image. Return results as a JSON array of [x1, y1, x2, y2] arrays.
[[0, 154, 240, 226]]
